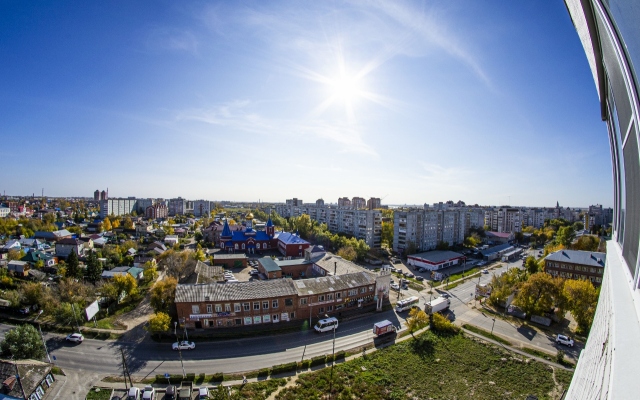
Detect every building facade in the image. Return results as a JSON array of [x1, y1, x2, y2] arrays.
[[544, 249, 606, 286], [564, 1, 640, 398]]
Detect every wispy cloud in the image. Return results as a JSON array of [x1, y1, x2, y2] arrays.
[[174, 101, 378, 156], [143, 27, 199, 54]]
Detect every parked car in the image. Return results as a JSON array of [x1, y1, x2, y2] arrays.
[[482, 269, 489, 274], [127, 387, 140, 400], [415, 276, 424, 281], [390, 283, 400, 291], [172, 341, 196, 350], [249, 269, 259, 275], [165, 385, 176, 400], [65, 333, 84, 343], [142, 386, 155, 400], [198, 387, 209, 399], [556, 334, 574, 347]]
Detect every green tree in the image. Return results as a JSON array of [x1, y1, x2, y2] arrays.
[[524, 256, 540, 275], [67, 226, 82, 236], [123, 217, 134, 230], [150, 277, 178, 313], [514, 272, 564, 317], [571, 235, 599, 251], [7, 249, 23, 261], [86, 250, 102, 284], [564, 279, 599, 333], [436, 241, 450, 251], [555, 226, 576, 247], [147, 312, 171, 332], [406, 307, 429, 337], [66, 250, 80, 279], [194, 231, 203, 243], [0, 324, 46, 360], [381, 221, 394, 248], [430, 312, 460, 335], [572, 221, 584, 231]]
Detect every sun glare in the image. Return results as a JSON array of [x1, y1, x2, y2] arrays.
[[330, 75, 361, 102]]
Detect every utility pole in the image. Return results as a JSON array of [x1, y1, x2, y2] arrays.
[[329, 324, 336, 398], [71, 303, 81, 333], [174, 322, 186, 378], [120, 348, 133, 390], [34, 310, 51, 363]]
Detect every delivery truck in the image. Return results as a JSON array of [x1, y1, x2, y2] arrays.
[[373, 320, 396, 336], [424, 297, 451, 315]]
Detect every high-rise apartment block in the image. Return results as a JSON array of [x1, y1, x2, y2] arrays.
[[351, 197, 366, 210], [367, 197, 381, 210], [484, 207, 522, 233], [276, 200, 382, 248], [393, 207, 485, 253]]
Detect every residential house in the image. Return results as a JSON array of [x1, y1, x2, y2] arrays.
[[33, 229, 72, 242], [55, 238, 83, 259], [7, 260, 29, 277], [0, 359, 56, 400], [544, 249, 606, 286]]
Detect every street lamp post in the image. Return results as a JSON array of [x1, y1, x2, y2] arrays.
[[329, 324, 336, 397], [174, 322, 186, 378], [491, 318, 496, 335], [34, 310, 51, 363]]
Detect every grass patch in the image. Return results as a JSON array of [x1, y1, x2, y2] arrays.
[[85, 387, 112, 400], [227, 378, 287, 400], [463, 324, 512, 346], [520, 347, 575, 368], [50, 366, 64, 376], [275, 331, 572, 400]]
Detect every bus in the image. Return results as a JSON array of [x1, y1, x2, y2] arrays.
[[395, 296, 419, 312], [314, 317, 339, 332]]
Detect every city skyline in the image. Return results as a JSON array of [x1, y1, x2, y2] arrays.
[[0, 1, 612, 207]]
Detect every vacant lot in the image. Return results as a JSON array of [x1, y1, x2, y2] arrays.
[[276, 331, 573, 400]]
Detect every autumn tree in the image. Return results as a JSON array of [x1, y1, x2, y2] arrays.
[[488, 267, 525, 308], [7, 249, 24, 261], [337, 246, 357, 261], [159, 250, 196, 281], [150, 277, 178, 313], [147, 312, 171, 332], [555, 226, 576, 247], [111, 218, 121, 229], [381, 220, 394, 248], [564, 279, 599, 333], [113, 274, 138, 299], [514, 272, 564, 317], [406, 307, 429, 337], [571, 235, 599, 252], [102, 217, 112, 232], [524, 256, 540, 275], [123, 217, 134, 230]]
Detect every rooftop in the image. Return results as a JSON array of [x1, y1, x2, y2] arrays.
[[408, 250, 465, 263], [175, 279, 298, 302], [294, 271, 376, 296], [545, 249, 606, 267]]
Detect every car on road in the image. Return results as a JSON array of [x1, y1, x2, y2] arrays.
[[482, 269, 489, 274], [172, 341, 196, 350], [65, 333, 84, 343], [477, 261, 486, 266], [142, 385, 155, 400], [441, 293, 451, 298], [403, 272, 414, 278], [198, 387, 209, 399], [556, 334, 574, 347], [249, 269, 259, 275], [390, 283, 400, 291], [415, 276, 424, 281]]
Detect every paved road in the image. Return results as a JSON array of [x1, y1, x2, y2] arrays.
[[0, 248, 580, 379]]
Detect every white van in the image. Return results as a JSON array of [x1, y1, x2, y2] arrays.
[[314, 317, 339, 332]]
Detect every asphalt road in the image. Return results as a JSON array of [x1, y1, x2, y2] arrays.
[[0, 248, 581, 377]]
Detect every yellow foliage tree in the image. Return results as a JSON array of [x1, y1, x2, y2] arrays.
[[102, 218, 112, 232], [111, 218, 121, 229], [147, 312, 171, 332], [564, 279, 599, 333], [113, 273, 138, 299], [150, 277, 178, 313], [406, 307, 429, 337]]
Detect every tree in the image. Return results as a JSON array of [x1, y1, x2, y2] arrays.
[[147, 312, 172, 332], [406, 307, 429, 336], [571, 235, 599, 251], [66, 250, 80, 279], [113, 274, 138, 299], [19, 282, 44, 307], [572, 221, 584, 231], [436, 241, 450, 251], [86, 250, 102, 284], [514, 272, 564, 317], [556, 226, 576, 247], [67, 226, 82, 236], [123, 217, 134, 230], [7, 249, 23, 261], [564, 279, 599, 333], [102, 217, 112, 232], [0, 324, 46, 360], [159, 250, 196, 281], [430, 312, 460, 334], [381, 221, 393, 248], [111, 218, 121, 229], [194, 231, 203, 243], [337, 246, 357, 261], [524, 256, 540, 275], [463, 233, 481, 248], [150, 277, 178, 313]]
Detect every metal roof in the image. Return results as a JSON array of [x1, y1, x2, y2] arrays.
[[409, 250, 465, 263], [545, 249, 606, 267], [175, 279, 297, 302], [294, 271, 376, 296], [258, 257, 282, 272]]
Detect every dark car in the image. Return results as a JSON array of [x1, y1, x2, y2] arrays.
[[165, 385, 176, 400]]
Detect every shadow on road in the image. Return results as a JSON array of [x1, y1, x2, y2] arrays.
[[516, 324, 537, 341]]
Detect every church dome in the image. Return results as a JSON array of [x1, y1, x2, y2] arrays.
[[245, 212, 254, 220]]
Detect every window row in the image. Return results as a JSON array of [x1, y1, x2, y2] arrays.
[[192, 299, 280, 314]]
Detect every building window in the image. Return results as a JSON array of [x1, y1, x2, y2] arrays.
[[254, 302, 260, 310], [327, 293, 333, 300], [319, 295, 325, 301], [319, 307, 324, 313], [300, 298, 307, 305], [243, 303, 250, 311], [328, 305, 333, 311], [336, 292, 342, 299], [225, 304, 231, 312], [191, 305, 200, 314], [242, 243, 245, 249], [206, 304, 212, 313], [215, 304, 222, 313], [253, 316, 261, 324], [360, 287, 366, 294], [235, 318, 242, 325], [235, 304, 241, 312], [263, 314, 271, 323], [290, 312, 295, 319], [263, 301, 269, 309], [369, 286, 374, 292], [285, 298, 293, 306], [272, 299, 278, 308], [244, 317, 252, 325], [348, 289, 357, 296], [235, 244, 238, 249]]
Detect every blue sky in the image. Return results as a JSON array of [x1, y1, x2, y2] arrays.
[[0, 1, 612, 207]]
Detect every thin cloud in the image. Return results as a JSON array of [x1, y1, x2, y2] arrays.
[[143, 27, 199, 55]]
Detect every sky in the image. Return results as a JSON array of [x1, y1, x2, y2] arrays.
[[0, 1, 613, 208]]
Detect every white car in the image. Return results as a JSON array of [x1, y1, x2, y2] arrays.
[[65, 333, 84, 343], [127, 387, 140, 400], [482, 269, 489, 274], [198, 387, 209, 399], [390, 283, 400, 291], [556, 334, 574, 347], [172, 341, 196, 350], [142, 385, 155, 400]]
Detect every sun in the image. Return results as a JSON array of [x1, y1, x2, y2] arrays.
[[329, 74, 361, 102]]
